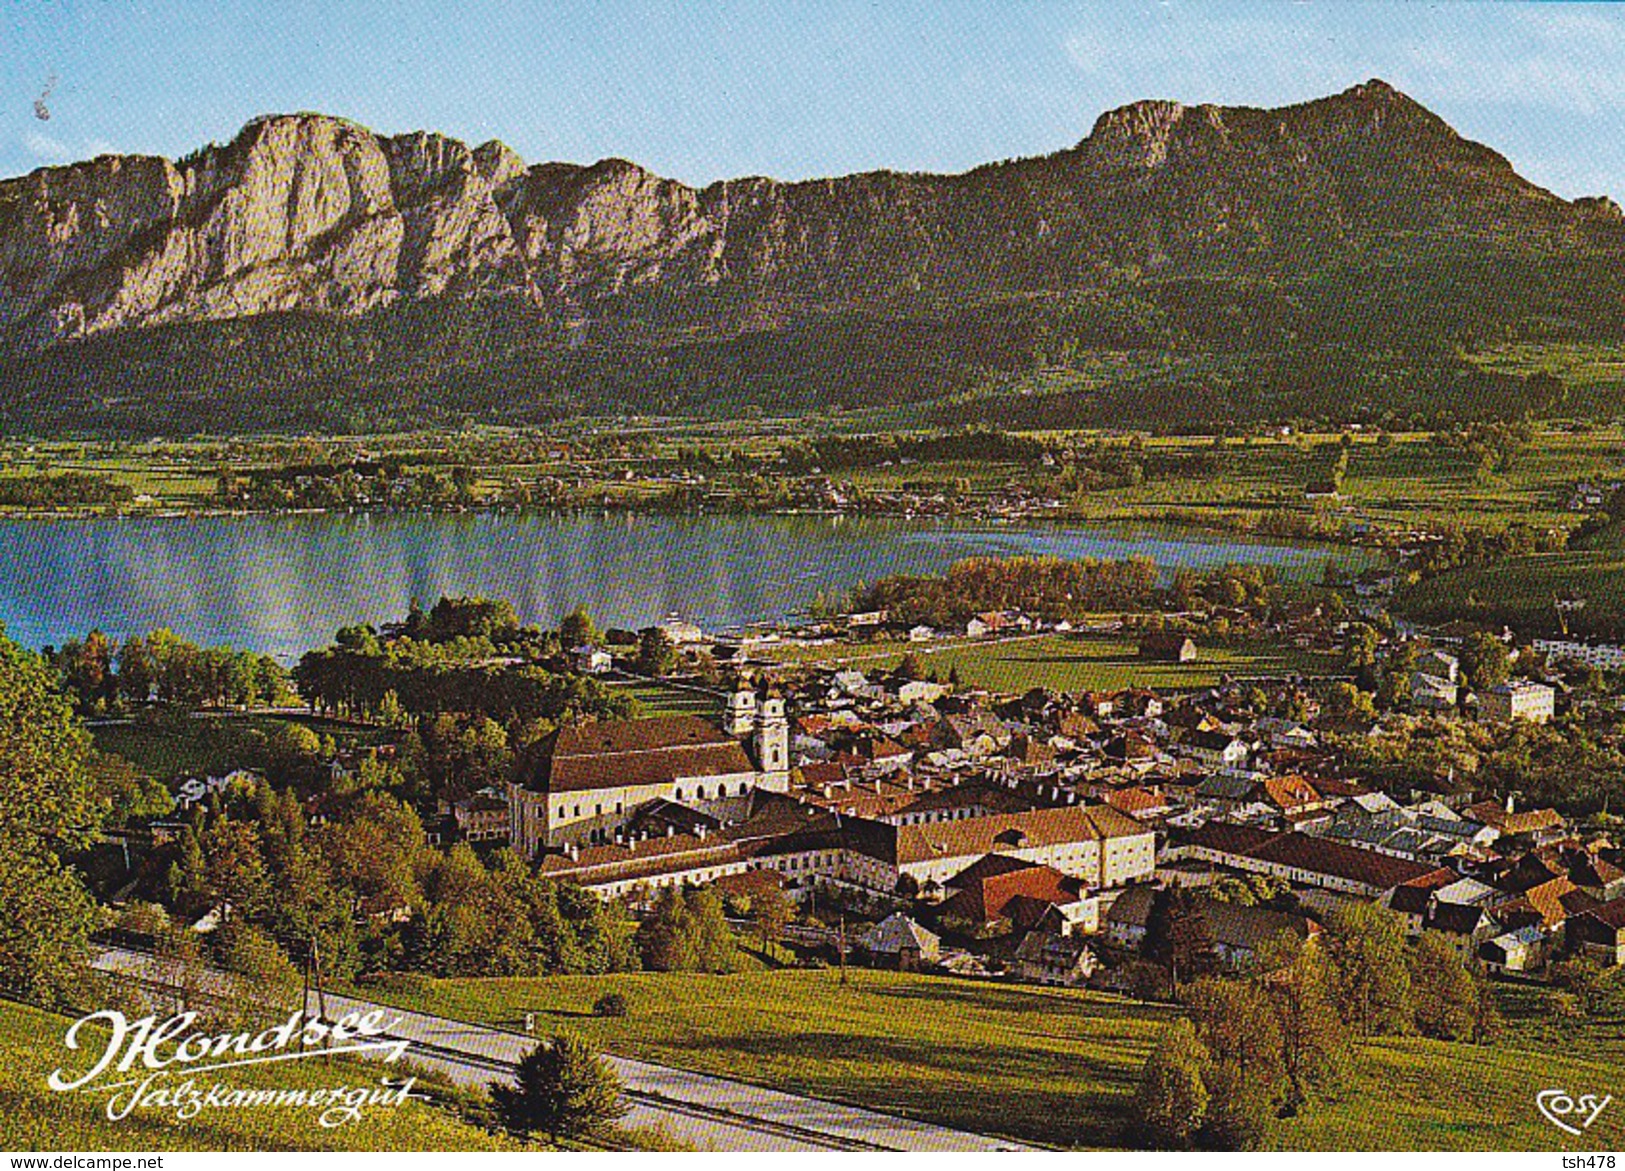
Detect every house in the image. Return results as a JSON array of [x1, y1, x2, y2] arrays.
[[535, 831, 751, 901], [1479, 924, 1548, 975], [1139, 633, 1197, 663], [1172, 823, 1446, 901], [879, 804, 1157, 891], [1102, 886, 1315, 972], [1011, 931, 1097, 987], [1465, 798, 1566, 845], [964, 611, 1025, 639], [1184, 730, 1250, 771], [1532, 638, 1625, 672], [1353, 569, 1396, 598], [940, 855, 1091, 930], [1417, 648, 1460, 683], [1478, 680, 1555, 725], [1411, 673, 1459, 712], [1568, 899, 1625, 966], [1104, 786, 1175, 821], [897, 679, 947, 705], [450, 789, 511, 843], [908, 625, 936, 643], [570, 645, 613, 674], [657, 617, 706, 645], [858, 913, 941, 971]]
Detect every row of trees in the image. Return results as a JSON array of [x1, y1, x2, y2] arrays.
[[853, 554, 1160, 627], [1334, 710, 1625, 817], [0, 471, 133, 507], [1135, 903, 1495, 1150], [47, 628, 291, 714]]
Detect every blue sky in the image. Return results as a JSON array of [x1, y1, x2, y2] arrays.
[[2, 2, 1623, 198]]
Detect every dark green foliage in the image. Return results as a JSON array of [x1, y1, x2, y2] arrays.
[[1134, 1017, 1210, 1149], [489, 1033, 628, 1142], [0, 631, 105, 1006], [635, 886, 740, 973], [0, 472, 132, 506], [592, 992, 630, 1018]]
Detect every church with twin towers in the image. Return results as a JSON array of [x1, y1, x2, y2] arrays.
[[506, 682, 791, 856]]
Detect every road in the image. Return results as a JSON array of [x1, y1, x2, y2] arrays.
[[90, 946, 1032, 1152]]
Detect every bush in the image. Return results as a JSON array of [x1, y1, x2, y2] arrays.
[[592, 992, 630, 1018]]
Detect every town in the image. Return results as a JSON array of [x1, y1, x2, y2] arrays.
[[14, 556, 1625, 1150]]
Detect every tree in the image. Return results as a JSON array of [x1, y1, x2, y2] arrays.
[[1325, 902, 1413, 1037], [894, 652, 925, 682], [1254, 931, 1352, 1109], [1134, 1017, 1210, 1149], [635, 627, 677, 677], [1460, 630, 1511, 693], [0, 632, 105, 1006], [1344, 623, 1380, 671], [1325, 681, 1377, 721], [636, 886, 740, 972], [1409, 931, 1478, 1039], [559, 607, 600, 649], [1183, 977, 1285, 1150], [1142, 888, 1217, 990], [490, 1033, 628, 1142], [751, 884, 795, 954]]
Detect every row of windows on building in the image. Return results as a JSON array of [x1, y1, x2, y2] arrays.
[[553, 780, 755, 821]]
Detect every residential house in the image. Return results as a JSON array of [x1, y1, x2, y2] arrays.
[[1568, 899, 1625, 966], [1140, 633, 1198, 663], [1478, 680, 1556, 725], [858, 913, 941, 971], [1011, 931, 1097, 987]]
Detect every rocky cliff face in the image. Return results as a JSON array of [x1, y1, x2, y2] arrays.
[[0, 80, 1616, 351]]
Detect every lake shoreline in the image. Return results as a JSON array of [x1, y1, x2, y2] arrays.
[[0, 510, 1376, 662]]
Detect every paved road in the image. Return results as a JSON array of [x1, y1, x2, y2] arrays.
[[91, 947, 1032, 1152]]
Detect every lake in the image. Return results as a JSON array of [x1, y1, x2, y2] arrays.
[[0, 511, 1372, 661]]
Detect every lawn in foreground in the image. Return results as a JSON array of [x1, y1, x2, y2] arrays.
[[364, 967, 1173, 1148], [363, 967, 1624, 1151], [0, 998, 517, 1152]]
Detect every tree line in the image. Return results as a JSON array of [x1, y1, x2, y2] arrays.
[[46, 627, 291, 714], [0, 471, 133, 507], [852, 554, 1160, 627], [1135, 899, 1495, 1150]]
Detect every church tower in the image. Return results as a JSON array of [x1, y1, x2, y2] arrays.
[[725, 685, 757, 737], [753, 692, 790, 791]]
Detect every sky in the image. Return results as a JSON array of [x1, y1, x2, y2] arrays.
[[1, 1, 1623, 199]]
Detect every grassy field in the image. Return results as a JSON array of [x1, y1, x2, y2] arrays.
[[0, 998, 519, 1152], [6, 424, 1621, 540], [606, 677, 722, 718], [362, 967, 1173, 1149], [91, 713, 383, 782], [1397, 548, 1625, 636], [356, 967, 1622, 1151], [759, 632, 1334, 694]]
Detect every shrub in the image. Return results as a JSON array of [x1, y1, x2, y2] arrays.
[[592, 992, 630, 1018]]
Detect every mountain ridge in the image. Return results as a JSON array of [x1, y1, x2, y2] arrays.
[[3, 79, 1624, 434]]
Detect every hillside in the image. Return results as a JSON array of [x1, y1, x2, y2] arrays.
[[4, 80, 1625, 434], [366, 967, 1625, 1151]]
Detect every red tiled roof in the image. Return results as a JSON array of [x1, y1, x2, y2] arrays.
[[1251, 834, 1440, 891], [529, 716, 755, 794]]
